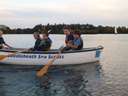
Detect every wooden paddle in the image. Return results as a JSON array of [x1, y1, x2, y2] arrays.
[[36, 46, 64, 77], [0, 49, 27, 61], [0, 53, 16, 60]]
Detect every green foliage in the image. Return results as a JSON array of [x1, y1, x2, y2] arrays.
[[0, 25, 11, 34], [117, 27, 128, 34], [0, 24, 127, 34]]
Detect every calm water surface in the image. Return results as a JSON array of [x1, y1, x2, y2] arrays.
[[0, 34, 128, 96]]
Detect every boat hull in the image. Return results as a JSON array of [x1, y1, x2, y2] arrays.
[[0, 46, 103, 65]]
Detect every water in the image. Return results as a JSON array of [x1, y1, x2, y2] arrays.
[[0, 34, 128, 96]]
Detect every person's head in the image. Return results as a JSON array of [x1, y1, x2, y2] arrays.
[[63, 26, 71, 35], [42, 33, 49, 40], [0, 30, 3, 37], [33, 32, 40, 39], [73, 31, 81, 39]]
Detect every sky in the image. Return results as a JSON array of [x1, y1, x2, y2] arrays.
[[0, 0, 128, 28]]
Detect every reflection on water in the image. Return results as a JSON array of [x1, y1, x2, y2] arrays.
[[0, 62, 102, 96], [1, 34, 128, 96]]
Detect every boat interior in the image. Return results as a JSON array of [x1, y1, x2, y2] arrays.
[[0, 46, 103, 54]]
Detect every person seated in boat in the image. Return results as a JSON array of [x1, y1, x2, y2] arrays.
[[63, 26, 74, 45], [29, 32, 41, 51], [0, 30, 12, 49], [64, 31, 83, 50], [39, 32, 52, 51]]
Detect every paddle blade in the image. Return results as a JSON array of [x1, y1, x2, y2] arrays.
[[0, 53, 16, 61], [0, 55, 7, 60], [36, 51, 61, 77], [36, 60, 54, 77]]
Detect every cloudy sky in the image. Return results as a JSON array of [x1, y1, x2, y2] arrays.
[[0, 0, 128, 28]]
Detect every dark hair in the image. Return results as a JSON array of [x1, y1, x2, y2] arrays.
[[33, 32, 40, 38], [63, 26, 71, 30], [34, 32, 40, 34], [74, 30, 81, 36], [0, 30, 3, 33], [43, 32, 49, 37]]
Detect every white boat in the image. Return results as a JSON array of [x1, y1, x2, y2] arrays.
[[0, 46, 103, 65]]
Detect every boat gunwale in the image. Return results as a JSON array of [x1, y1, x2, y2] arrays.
[[0, 46, 103, 54]]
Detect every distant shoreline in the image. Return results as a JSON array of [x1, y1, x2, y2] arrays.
[[4, 33, 128, 35], [0, 24, 128, 34]]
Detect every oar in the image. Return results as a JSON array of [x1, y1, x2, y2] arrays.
[[0, 49, 27, 61], [36, 46, 64, 77], [0, 53, 16, 61]]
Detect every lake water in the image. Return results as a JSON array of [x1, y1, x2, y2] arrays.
[[0, 34, 128, 96]]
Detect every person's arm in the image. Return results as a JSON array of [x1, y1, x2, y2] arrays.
[[4, 43, 12, 48], [67, 43, 78, 49], [67, 39, 81, 49], [65, 35, 74, 45], [65, 40, 68, 44], [1, 37, 12, 48]]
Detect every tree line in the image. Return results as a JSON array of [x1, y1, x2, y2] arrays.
[[0, 24, 128, 34]]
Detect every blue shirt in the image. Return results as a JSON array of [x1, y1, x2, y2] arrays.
[[73, 38, 81, 46], [73, 38, 83, 50]]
